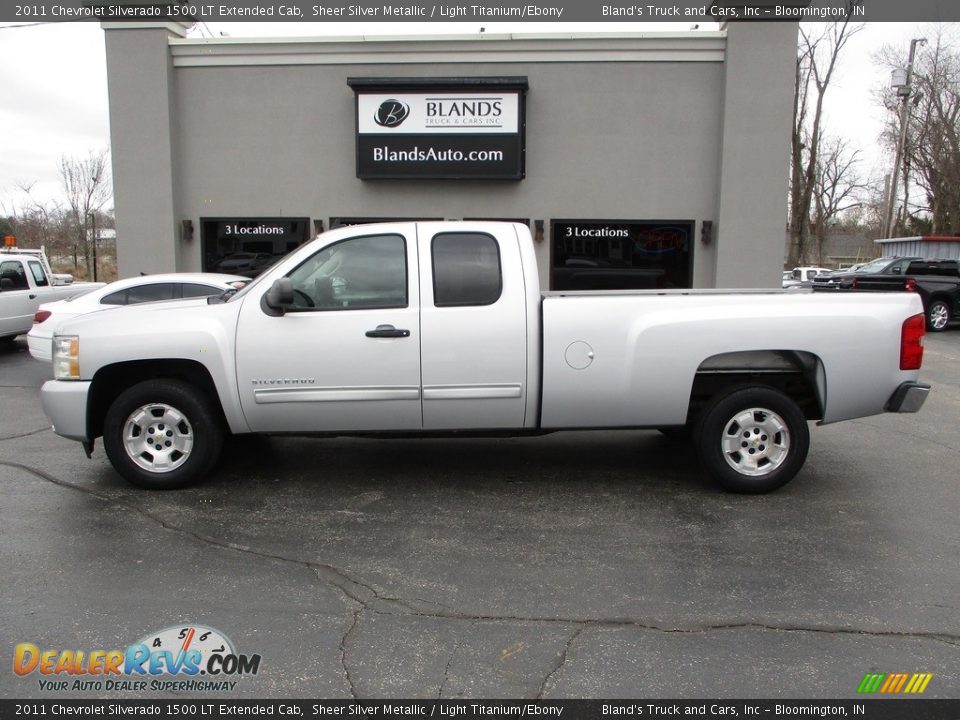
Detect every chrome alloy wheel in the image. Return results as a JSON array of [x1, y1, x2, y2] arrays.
[[122, 403, 194, 474], [720, 407, 790, 477], [929, 302, 949, 331]]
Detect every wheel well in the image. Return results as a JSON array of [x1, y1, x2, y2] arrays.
[[88, 359, 225, 440], [687, 350, 825, 424]]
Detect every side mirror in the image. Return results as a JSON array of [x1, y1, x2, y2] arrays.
[[263, 277, 294, 315]]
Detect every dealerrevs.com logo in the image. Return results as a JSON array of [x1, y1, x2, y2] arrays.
[[374, 99, 409, 128], [13, 624, 261, 693]]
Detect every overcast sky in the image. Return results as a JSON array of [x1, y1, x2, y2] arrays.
[[0, 20, 937, 212]]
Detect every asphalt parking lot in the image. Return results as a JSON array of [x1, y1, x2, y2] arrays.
[[1, 331, 958, 700]]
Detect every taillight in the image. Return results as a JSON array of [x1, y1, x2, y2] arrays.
[[905, 278, 917, 292], [33, 310, 51, 324], [900, 313, 925, 370]]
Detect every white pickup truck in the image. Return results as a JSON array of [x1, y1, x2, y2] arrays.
[[0, 249, 104, 341], [39, 222, 930, 493]]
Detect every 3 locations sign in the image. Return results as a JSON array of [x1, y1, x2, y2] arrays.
[[348, 77, 528, 180]]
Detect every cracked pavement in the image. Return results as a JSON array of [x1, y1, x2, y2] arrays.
[[1, 333, 958, 699]]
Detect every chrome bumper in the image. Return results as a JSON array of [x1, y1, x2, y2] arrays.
[[886, 382, 931, 413], [40, 380, 91, 441]]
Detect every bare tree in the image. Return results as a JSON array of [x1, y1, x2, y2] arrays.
[[877, 28, 960, 235], [788, 6, 863, 266], [59, 148, 112, 278], [810, 137, 865, 264], [1, 183, 73, 265]]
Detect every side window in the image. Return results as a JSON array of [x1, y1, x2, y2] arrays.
[[101, 290, 128, 305], [126, 283, 176, 304], [287, 234, 407, 311], [180, 283, 222, 299], [28, 261, 49, 287], [432, 232, 502, 307], [0, 261, 29, 291]]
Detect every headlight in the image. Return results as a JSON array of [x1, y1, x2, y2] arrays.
[[53, 335, 80, 380]]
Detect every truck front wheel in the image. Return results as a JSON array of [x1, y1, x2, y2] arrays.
[[103, 379, 223, 490], [695, 386, 809, 494]]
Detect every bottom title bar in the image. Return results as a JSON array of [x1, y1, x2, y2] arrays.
[[2, 700, 960, 720]]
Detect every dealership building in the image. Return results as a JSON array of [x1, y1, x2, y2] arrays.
[[101, 20, 798, 290]]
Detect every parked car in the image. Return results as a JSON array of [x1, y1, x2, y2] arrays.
[[813, 257, 959, 331], [782, 266, 832, 290], [27, 273, 248, 361], [215, 252, 275, 277], [814, 256, 923, 284]]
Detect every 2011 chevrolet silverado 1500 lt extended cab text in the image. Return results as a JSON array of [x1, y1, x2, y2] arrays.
[[39, 222, 931, 493]]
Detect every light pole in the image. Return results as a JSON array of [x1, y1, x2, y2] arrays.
[[884, 37, 926, 240]]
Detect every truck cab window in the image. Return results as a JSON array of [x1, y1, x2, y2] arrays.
[[0, 261, 29, 291], [28, 261, 49, 287], [287, 234, 407, 311], [431, 233, 502, 307]]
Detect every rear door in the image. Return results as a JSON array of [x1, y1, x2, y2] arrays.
[[417, 223, 528, 429]]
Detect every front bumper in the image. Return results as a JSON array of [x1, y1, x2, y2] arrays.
[[886, 382, 931, 413], [40, 380, 91, 441], [26, 331, 52, 362]]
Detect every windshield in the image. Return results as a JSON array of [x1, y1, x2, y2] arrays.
[[856, 257, 897, 274]]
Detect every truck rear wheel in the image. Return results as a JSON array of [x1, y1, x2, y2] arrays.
[[103, 379, 223, 490], [695, 386, 809, 494], [926, 299, 950, 332]]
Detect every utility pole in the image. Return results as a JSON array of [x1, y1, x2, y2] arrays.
[[88, 211, 98, 282], [884, 37, 926, 240]]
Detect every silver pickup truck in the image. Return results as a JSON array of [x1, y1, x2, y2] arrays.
[[40, 222, 930, 493], [0, 249, 104, 341]]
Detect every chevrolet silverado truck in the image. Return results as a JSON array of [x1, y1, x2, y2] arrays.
[[40, 222, 930, 493], [813, 257, 959, 332], [0, 250, 104, 341]]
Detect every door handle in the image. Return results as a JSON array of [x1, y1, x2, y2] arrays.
[[365, 324, 410, 338]]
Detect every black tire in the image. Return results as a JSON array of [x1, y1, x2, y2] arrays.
[[103, 379, 224, 490], [926, 299, 950, 332], [695, 386, 809, 494]]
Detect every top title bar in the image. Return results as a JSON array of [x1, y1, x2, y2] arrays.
[[3, 0, 959, 22]]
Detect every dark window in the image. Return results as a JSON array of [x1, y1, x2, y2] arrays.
[[287, 234, 407, 311], [102, 283, 177, 306], [180, 283, 223, 299], [28, 261, 49, 287], [551, 220, 693, 291], [127, 283, 175, 304], [0, 261, 29, 291], [100, 290, 127, 305], [906, 261, 959, 277], [431, 233, 502, 307]]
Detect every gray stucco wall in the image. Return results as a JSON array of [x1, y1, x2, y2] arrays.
[[102, 26, 797, 289], [103, 25, 185, 277]]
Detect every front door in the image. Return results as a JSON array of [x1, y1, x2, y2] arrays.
[[235, 227, 422, 433], [0, 260, 35, 337]]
